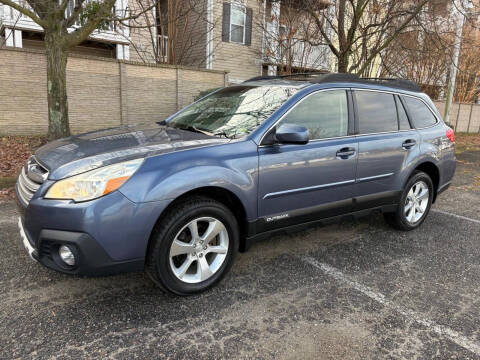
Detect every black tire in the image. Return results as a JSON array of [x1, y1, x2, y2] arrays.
[[384, 171, 434, 231], [146, 196, 239, 295]]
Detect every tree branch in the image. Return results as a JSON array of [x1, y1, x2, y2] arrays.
[[65, 0, 117, 47], [305, 7, 339, 57], [0, 0, 46, 27], [65, 0, 87, 28], [355, 0, 429, 75]]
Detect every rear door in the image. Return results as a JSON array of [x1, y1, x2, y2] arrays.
[[353, 90, 420, 210], [257, 89, 358, 232]]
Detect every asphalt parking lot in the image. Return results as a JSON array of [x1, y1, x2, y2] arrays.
[[1, 151, 480, 359]]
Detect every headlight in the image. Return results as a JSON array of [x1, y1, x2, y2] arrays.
[[45, 159, 144, 202]]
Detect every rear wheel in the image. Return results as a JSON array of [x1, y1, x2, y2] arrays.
[[384, 171, 434, 231], [146, 197, 239, 295]]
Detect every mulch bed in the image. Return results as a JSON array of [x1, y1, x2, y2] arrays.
[[456, 133, 480, 147], [0, 136, 46, 200]]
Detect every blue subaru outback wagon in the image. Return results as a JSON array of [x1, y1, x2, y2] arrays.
[[16, 73, 456, 295]]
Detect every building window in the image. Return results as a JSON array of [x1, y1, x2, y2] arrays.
[[230, 3, 246, 44], [222, 2, 252, 45]]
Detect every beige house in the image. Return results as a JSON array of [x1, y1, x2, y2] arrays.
[[0, 0, 332, 83]]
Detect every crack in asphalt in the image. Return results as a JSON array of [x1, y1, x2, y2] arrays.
[[302, 256, 480, 357]]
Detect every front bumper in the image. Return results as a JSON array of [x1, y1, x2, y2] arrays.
[[16, 187, 171, 277], [18, 216, 144, 276], [18, 217, 38, 261]]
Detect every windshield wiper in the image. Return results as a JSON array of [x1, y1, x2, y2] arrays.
[[213, 131, 231, 139], [175, 125, 215, 136]]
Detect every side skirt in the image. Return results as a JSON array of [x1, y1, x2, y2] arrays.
[[242, 203, 398, 252]]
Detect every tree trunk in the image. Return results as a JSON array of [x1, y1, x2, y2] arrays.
[[337, 54, 349, 73], [45, 31, 70, 140]]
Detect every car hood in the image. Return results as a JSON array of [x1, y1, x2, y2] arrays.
[[35, 124, 229, 180]]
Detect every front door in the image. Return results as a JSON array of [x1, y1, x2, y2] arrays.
[[257, 89, 358, 232]]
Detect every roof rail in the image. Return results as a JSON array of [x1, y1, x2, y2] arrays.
[[243, 75, 282, 82], [244, 71, 330, 83], [243, 72, 422, 92], [359, 77, 421, 92]]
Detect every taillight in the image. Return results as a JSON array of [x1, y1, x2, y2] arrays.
[[446, 128, 455, 143]]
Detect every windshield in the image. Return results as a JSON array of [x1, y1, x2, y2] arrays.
[[166, 85, 298, 138]]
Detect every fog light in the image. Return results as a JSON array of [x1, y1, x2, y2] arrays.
[[59, 245, 75, 266]]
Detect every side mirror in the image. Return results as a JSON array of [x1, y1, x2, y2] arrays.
[[275, 124, 309, 145]]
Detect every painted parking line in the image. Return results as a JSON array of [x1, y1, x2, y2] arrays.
[[303, 256, 480, 357], [432, 209, 480, 225]]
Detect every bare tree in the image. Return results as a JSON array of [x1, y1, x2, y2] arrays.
[[453, 34, 480, 102], [453, 5, 480, 103], [380, 29, 453, 99], [0, 0, 151, 139], [124, 0, 213, 67], [379, 1, 456, 98], [380, 1, 480, 102], [299, 0, 431, 75]]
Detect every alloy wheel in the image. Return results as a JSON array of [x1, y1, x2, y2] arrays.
[[404, 180, 429, 224], [169, 217, 229, 284]]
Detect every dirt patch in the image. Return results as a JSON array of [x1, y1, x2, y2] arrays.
[[457, 150, 480, 168], [455, 133, 480, 156]]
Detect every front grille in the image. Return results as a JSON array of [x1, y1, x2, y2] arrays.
[[16, 157, 49, 206]]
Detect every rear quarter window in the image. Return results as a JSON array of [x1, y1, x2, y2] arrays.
[[402, 97, 437, 128]]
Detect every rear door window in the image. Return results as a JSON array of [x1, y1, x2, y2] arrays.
[[355, 91, 398, 134], [402, 96, 437, 128]]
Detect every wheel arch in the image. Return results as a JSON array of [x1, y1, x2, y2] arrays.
[[145, 186, 250, 260], [409, 161, 440, 202]]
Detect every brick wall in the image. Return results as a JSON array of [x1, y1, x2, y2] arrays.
[[0, 48, 227, 135]]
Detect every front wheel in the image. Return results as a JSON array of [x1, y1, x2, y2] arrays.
[[384, 171, 434, 231], [146, 197, 239, 295]]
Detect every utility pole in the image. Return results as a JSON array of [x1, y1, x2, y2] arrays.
[[444, 0, 471, 124]]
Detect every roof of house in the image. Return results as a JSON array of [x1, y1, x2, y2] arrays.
[[243, 73, 422, 93]]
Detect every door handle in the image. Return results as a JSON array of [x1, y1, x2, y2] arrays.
[[336, 147, 356, 159], [402, 139, 416, 149]]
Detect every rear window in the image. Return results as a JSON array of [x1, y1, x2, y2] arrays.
[[402, 97, 437, 128], [355, 91, 398, 134]]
